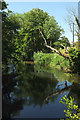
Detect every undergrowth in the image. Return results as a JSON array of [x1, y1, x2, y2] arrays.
[[33, 51, 70, 71]]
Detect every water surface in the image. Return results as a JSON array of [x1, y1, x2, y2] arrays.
[[2, 63, 80, 119]]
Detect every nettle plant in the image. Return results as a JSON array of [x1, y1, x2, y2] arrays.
[[60, 95, 80, 120]]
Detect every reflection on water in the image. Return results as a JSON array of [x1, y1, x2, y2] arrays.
[[2, 62, 80, 119]]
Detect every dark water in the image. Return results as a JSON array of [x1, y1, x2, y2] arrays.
[[2, 62, 80, 119]]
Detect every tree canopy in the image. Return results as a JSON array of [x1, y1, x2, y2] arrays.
[[2, 1, 72, 69], [14, 8, 64, 60], [2, 1, 20, 67]]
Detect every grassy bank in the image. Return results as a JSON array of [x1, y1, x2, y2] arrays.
[[33, 51, 70, 72]]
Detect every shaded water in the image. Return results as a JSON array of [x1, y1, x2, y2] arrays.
[[2, 62, 80, 119]]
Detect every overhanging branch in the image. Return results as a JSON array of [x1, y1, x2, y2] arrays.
[[39, 28, 70, 60]]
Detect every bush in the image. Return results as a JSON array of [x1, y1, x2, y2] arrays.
[[33, 51, 70, 70], [33, 51, 53, 66], [69, 48, 80, 74], [60, 95, 80, 120]]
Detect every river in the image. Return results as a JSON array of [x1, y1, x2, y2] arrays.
[[2, 62, 80, 119]]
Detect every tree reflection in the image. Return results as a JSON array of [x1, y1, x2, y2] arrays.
[[2, 63, 59, 118], [2, 69, 25, 119], [67, 82, 80, 108], [14, 63, 59, 107], [2, 63, 80, 119]]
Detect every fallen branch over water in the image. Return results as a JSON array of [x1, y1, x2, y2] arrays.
[[44, 85, 72, 103]]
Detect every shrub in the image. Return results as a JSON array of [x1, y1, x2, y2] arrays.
[[69, 48, 80, 74], [60, 95, 80, 120], [33, 51, 70, 70], [34, 51, 53, 66]]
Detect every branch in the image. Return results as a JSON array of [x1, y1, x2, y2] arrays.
[[39, 28, 47, 45], [60, 44, 66, 49], [44, 85, 72, 103], [39, 28, 70, 60], [75, 17, 80, 29]]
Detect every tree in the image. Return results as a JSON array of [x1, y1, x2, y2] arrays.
[[2, 1, 20, 68], [65, 6, 80, 49], [53, 36, 71, 50], [15, 8, 50, 60], [14, 8, 63, 60], [65, 7, 78, 38], [43, 16, 64, 46], [39, 29, 70, 59], [60, 36, 71, 48], [75, 17, 80, 49]]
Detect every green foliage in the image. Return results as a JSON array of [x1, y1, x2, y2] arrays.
[[54, 36, 70, 49], [33, 51, 70, 70], [60, 95, 80, 119], [21, 8, 50, 53], [12, 8, 49, 61], [2, 2, 66, 69], [2, 1, 21, 68], [69, 48, 80, 74], [1, 1, 7, 10], [43, 16, 63, 45], [60, 36, 71, 47], [34, 51, 52, 66], [16, 8, 64, 60], [2, 1, 64, 66], [74, 41, 80, 50], [75, 17, 80, 49]]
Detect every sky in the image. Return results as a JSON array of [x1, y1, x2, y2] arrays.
[[5, 1, 79, 43]]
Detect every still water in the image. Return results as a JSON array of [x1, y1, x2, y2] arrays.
[[2, 62, 80, 119]]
